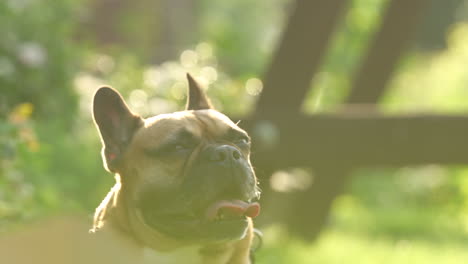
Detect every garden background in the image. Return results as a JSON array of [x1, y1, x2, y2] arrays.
[[3, 0, 468, 263]]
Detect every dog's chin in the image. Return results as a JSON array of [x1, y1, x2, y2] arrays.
[[145, 214, 250, 242], [139, 200, 259, 242]]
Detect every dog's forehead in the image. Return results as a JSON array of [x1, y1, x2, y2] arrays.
[[135, 109, 239, 144]]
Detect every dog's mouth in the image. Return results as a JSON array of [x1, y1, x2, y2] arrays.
[[205, 200, 260, 221], [150, 199, 260, 223], [139, 199, 260, 241]]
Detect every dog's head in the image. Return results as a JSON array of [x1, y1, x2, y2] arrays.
[[92, 74, 260, 249]]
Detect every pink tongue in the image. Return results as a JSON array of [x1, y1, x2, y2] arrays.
[[205, 200, 261, 221]]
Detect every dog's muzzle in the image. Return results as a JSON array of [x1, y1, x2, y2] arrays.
[[138, 144, 260, 241]]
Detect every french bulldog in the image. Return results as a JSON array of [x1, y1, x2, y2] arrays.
[[91, 73, 261, 264]]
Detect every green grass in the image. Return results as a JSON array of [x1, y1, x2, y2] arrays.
[[257, 227, 468, 264]]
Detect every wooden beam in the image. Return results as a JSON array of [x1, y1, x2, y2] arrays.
[[256, 0, 348, 115], [242, 112, 468, 240], [240, 113, 468, 169], [346, 0, 429, 104]]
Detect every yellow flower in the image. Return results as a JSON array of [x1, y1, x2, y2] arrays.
[[9, 103, 34, 124]]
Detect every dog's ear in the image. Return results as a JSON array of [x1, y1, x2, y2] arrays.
[[185, 73, 213, 110], [93, 86, 143, 172]]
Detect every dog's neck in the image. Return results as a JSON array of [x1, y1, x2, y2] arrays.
[[100, 215, 242, 264], [93, 182, 250, 264]]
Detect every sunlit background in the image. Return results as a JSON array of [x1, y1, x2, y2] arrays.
[[3, 0, 468, 263]]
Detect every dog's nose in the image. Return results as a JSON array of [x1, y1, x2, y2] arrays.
[[208, 145, 241, 164]]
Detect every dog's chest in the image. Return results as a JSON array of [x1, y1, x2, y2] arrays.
[[142, 246, 204, 264]]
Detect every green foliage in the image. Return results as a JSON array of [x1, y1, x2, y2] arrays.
[[384, 23, 468, 113], [199, 0, 288, 76], [0, 104, 39, 226], [333, 167, 467, 241], [0, 0, 101, 225], [304, 0, 389, 112], [0, 0, 80, 123], [76, 43, 262, 116], [0, 103, 108, 227]]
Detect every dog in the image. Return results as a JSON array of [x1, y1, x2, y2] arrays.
[[91, 73, 261, 264]]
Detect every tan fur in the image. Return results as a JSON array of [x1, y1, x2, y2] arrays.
[[93, 109, 256, 263]]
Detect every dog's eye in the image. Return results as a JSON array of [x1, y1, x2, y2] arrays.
[[145, 141, 195, 157], [165, 141, 194, 154]]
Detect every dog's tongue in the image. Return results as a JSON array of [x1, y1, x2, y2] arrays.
[[205, 200, 260, 221]]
